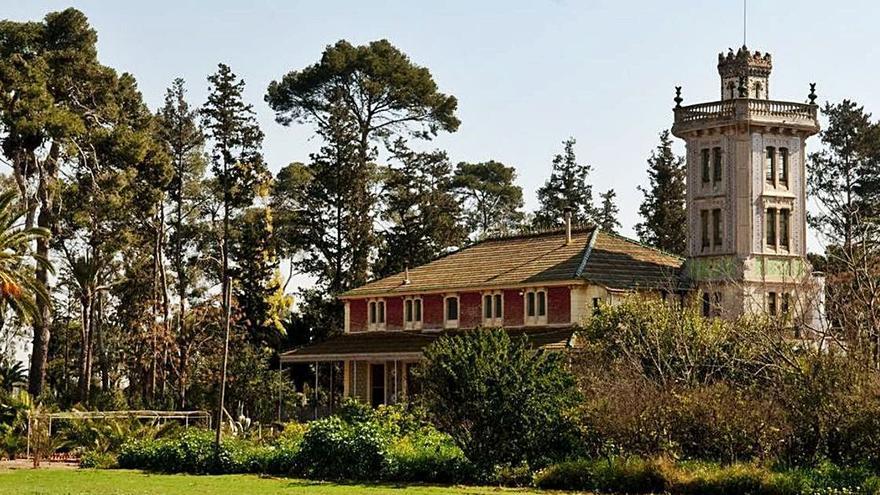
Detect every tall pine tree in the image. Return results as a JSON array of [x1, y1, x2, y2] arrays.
[[636, 130, 687, 254], [534, 138, 597, 227], [376, 139, 465, 277], [452, 161, 524, 238], [596, 189, 621, 233]]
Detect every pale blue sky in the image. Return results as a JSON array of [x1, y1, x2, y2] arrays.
[[6, 1, 879, 250]]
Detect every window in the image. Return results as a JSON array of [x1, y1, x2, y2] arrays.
[[526, 292, 536, 317], [712, 147, 723, 183], [754, 82, 762, 99], [370, 363, 385, 408], [779, 209, 790, 249], [701, 210, 710, 250], [404, 297, 422, 329], [702, 292, 711, 317], [368, 299, 386, 330], [779, 148, 789, 186], [701, 149, 710, 183], [444, 296, 459, 326], [712, 208, 722, 248], [766, 208, 777, 248], [781, 293, 791, 317], [592, 297, 601, 315], [768, 292, 778, 317], [524, 289, 547, 325], [765, 147, 776, 184], [537, 291, 546, 317], [482, 292, 503, 326]]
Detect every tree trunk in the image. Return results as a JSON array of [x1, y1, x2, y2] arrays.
[[27, 144, 58, 398], [77, 292, 93, 404]]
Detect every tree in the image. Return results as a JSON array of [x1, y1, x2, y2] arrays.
[[452, 161, 524, 238], [230, 207, 290, 348], [266, 39, 459, 290], [420, 329, 580, 471], [375, 140, 465, 277], [596, 189, 621, 233], [0, 190, 51, 323], [534, 138, 597, 228], [808, 100, 880, 249], [156, 78, 206, 408], [201, 63, 269, 442], [0, 8, 98, 398], [636, 130, 687, 254]]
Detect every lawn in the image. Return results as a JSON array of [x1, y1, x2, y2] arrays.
[[0, 468, 559, 495]]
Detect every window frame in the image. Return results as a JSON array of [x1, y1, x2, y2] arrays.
[[524, 288, 548, 325], [482, 290, 504, 327], [701, 148, 711, 184], [367, 298, 386, 331], [403, 296, 422, 330], [712, 147, 723, 184], [444, 295, 460, 328]]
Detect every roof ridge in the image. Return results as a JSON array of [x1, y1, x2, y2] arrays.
[[473, 223, 596, 244], [597, 229, 686, 261], [575, 227, 599, 277]]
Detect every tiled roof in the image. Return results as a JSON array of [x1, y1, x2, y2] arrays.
[[279, 327, 577, 363], [341, 227, 684, 298], [582, 231, 684, 290]]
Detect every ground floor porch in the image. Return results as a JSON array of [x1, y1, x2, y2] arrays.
[[278, 327, 577, 411]]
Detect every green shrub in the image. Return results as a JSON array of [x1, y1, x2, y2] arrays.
[[533, 457, 667, 493], [420, 328, 581, 472], [79, 450, 117, 469], [293, 416, 389, 480], [386, 425, 474, 483]]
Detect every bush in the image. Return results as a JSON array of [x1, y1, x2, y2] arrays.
[[419, 328, 581, 472], [386, 425, 474, 484], [79, 450, 117, 469], [293, 415, 389, 480], [533, 457, 668, 493]]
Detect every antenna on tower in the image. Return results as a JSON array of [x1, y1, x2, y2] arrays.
[[743, 0, 747, 46]]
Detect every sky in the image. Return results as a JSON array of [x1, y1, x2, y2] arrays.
[[6, 0, 880, 258]]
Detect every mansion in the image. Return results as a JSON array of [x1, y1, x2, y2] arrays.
[[281, 46, 824, 406]]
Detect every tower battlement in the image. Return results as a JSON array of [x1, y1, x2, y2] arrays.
[[717, 46, 773, 79]]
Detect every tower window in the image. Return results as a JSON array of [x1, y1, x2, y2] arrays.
[[766, 208, 777, 248], [701, 292, 711, 317], [712, 147, 723, 183], [779, 148, 789, 186], [779, 209, 790, 249], [701, 148, 710, 183], [754, 81, 762, 99], [781, 293, 791, 317], [701, 210, 710, 250], [768, 292, 778, 317], [765, 147, 776, 184], [712, 208, 722, 248]]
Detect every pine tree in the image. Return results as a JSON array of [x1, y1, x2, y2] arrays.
[[597, 189, 621, 233], [452, 161, 524, 238], [376, 139, 465, 277], [636, 130, 687, 254], [534, 138, 597, 227], [201, 63, 269, 442]]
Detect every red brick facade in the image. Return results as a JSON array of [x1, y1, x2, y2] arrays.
[[547, 286, 571, 324], [346, 286, 572, 332], [350, 299, 367, 332], [386, 297, 403, 330]]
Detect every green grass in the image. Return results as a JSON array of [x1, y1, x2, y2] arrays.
[[0, 469, 556, 495]]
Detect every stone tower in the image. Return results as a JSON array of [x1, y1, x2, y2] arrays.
[[671, 46, 822, 321]]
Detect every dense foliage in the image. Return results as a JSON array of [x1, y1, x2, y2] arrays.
[[419, 329, 580, 471]]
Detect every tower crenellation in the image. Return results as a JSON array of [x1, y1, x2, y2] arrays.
[[718, 46, 772, 100]]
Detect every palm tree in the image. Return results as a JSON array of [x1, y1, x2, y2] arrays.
[[0, 189, 51, 322], [0, 360, 26, 392]]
